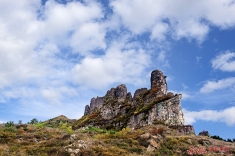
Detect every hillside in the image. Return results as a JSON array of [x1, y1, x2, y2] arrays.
[[0, 120, 234, 155]]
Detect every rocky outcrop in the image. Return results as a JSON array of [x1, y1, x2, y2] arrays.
[[90, 97, 104, 112], [198, 130, 209, 136], [151, 70, 167, 97], [84, 105, 90, 116], [170, 125, 195, 135], [73, 69, 188, 132], [128, 94, 184, 128], [133, 88, 148, 98], [115, 84, 127, 102]]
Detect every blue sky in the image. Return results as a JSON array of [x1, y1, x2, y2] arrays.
[[0, 0, 235, 139]]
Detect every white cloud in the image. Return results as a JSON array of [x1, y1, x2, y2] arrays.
[[150, 23, 169, 41], [71, 42, 151, 89], [110, 0, 166, 34], [41, 88, 62, 105], [0, 0, 128, 122], [172, 19, 209, 42], [2, 88, 37, 100], [1, 0, 235, 92], [69, 22, 106, 55], [0, 0, 105, 90], [212, 51, 235, 72], [41, 86, 78, 105], [183, 107, 235, 126], [200, 77, 235, 93], [110, 0, 235, 42], [42, 0, 106, 55]]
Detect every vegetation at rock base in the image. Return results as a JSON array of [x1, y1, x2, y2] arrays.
[[0, 117, 235, 156]]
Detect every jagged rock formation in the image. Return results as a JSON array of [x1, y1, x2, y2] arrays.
[[73, 69, 186, 131], [150, 70, 167, 97]]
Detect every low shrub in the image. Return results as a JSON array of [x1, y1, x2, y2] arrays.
[[58, 122, 73, 134]]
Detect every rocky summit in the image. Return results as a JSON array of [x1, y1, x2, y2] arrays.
[[73, 69, 187, 132]]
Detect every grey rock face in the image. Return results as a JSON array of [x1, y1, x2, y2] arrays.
[[115, 84, 127, 101], [106, 88, 116, 99], [150, 70, 167, 96], [127, 94, 184, 128], [175, 125, 195, 135], [126, 92, 133, 102], [133, 88, 148, 98], [90, 97, 104, 112], [84, 105, 90, 116]]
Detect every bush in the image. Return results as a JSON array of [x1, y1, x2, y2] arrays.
[[3, 127, 17, 133], [210, 135, 224, 141], [87, 126, 106, 133], [29, 118, 39, 125], [227, 138, 233, 143], [18, 120, 22, 125], [3, 121, 16, 133], [5, 121, 14, 127], [34, 122, 45, 129], [59, 122, 73, 134]]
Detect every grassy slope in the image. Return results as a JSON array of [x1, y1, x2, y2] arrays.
[[0, 121, 235, 156]]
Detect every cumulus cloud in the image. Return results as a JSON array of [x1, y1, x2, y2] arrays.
[[150, 22, 169, 41], [110, 0, 166, 34], [1, 0, 235, 92], [41, 86, 79, 105], [0, 0, 105, 90], [69, 22, 106, 55], [200, 77, 235, 93], [110, 0, 235, 42], [42, 0, 106, 55], [212, 51, 235, 72], [183, 107, 235, 126], [71, 42, 151, 88], [0, 0, 106, 91]]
